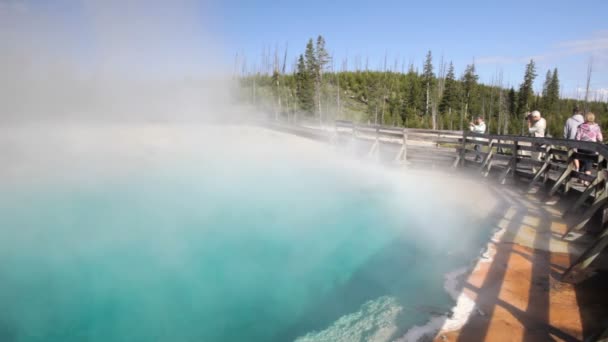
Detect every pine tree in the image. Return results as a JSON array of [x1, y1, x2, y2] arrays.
[[507, 87, 517, 131], [439, 62, 458, 113], [540, 69, 552, 115], [406, 65, 423, 125], [548, 68, 560, 113], [518, 59, 537, 114], [315, 36, 331, 74], [304, 39, 317, 79], [461, 63, 478, 129], [238, 47, 608, 137], [542, 70, 551, 98], [314, 35, 331, 122], [422, 50, 435, 118], [296, 54, 314, 113]]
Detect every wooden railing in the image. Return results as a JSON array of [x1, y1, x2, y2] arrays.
[[334, 120, 463, 167], [330, 120, 608, 283]]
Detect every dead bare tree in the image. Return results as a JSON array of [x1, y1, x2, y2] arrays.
[[432, 55, 446, 130], [584, 56, 593, 113], [273, 47, 280, 120], [487, 73, 496, 133], [498, 70, 508, 135], [381, 52, 388, 125]]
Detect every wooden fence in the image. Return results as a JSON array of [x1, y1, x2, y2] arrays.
[[459, 130, 608, 283], [333, 120, 462, 167], [330, 120, 608, 284]]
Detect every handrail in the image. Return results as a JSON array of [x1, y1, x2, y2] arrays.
[[331, 119, 608, 284], [335, 120, 463, 136], [465, 131, 608, 157], [336, 120, 608, 156]]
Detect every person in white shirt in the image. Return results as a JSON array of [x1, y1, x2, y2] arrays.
[[528, 110, 546, 137], [469, 116, 486, 162], [527, 110, 546, 173]]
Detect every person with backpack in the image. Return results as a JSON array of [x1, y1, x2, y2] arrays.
[[576, 112, 603, 185]]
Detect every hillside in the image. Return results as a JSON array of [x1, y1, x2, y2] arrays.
[[236, 36, 608, 138]]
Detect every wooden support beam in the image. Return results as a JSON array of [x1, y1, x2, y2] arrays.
[[543, 162, 551, 184], [499, 140, 518, 184], [565, 171, 606, 217], [394, 131, 408, 164], [528, 144, 553, 189], [479, 139, 494, 171], [329, 124, 338, 145], [562, 226, 608, 283], [563, 191, 608, 237], [453, 130, 468, 168], [595, 327, 608, 341], [350, 124, 357, 156], [367, 140, 379, 158], [483, 159, 494, 178], [366, 126, 380, 160], [548, 149, 575, 196]]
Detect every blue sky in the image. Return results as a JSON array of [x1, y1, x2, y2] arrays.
[[212, 0, 608, 99], [2, 0, 607, 99]]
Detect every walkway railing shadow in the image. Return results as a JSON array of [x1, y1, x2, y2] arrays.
[[455, 184, 584, 341]]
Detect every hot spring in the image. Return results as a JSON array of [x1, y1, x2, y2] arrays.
[[0, 124, 496, 341]]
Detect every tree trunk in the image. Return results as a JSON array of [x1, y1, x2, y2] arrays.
[[425, 85, 430, 117], [449, 107, 453, 130], [584, 57, 593, 114], [461, 102, 468, 131]]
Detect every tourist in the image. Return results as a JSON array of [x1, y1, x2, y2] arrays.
[[564, 106, 584, 139], [527, 110, 546, 138], [469, 116, 486, 162], [576, 112, 603, 185], [563, 105, 584, 171], [527, 110, 546, 173]]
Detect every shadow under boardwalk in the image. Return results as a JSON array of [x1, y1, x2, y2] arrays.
[[436, 184, 608, 342]]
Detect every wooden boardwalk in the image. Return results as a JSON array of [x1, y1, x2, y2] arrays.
[[265, 120, 608, 340]]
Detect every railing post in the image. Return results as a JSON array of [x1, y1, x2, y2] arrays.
[[367, 126, 380, 160], [500, 138, 518, 184], [351, 122, 357, 156], [529, 144, 553, 189], [512, 140, 519, 179], [562, 226, 608, 283], [454, 130, 467, 168], [480, 138, 494, 175], [393, 129, 408, 165], [549, 148, 575, 197], [403, 131, 407, 163]]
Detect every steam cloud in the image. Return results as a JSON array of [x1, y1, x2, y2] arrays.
[[0, 2, 499, 341], [0, 0, 235, 123]]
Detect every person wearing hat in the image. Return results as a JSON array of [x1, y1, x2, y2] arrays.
[[527, 110, 546, 173], [469, 116, 486, 162], [528, 110, 546, 138]]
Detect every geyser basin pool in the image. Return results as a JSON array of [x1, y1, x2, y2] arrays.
[[0, 125, 496, 341]]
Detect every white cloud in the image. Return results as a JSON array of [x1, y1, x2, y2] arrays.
[[477, 30, 608, 66], [564, 87, 608, 101], [555, 31, 608, 55]]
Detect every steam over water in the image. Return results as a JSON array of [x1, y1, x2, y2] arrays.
[[0, 125, 495, 341]]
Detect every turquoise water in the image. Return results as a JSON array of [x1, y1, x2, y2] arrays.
[[0, 159, 490, 341]]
